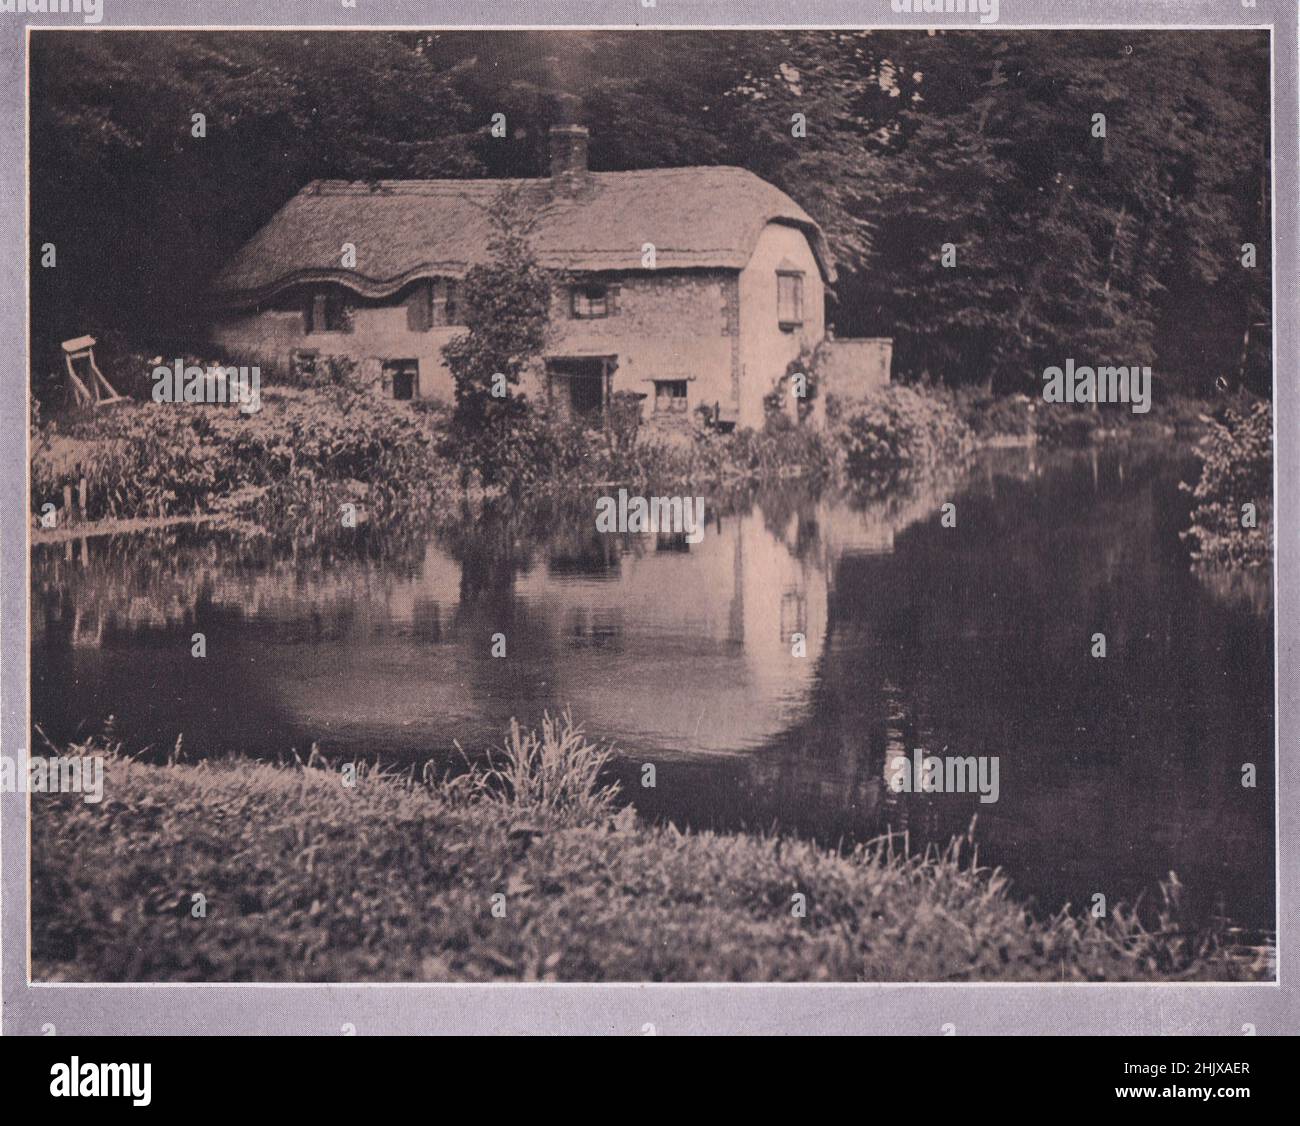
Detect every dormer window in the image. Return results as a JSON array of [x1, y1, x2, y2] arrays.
[[777, 270, 804, 332], [572, 283, 620, 319]]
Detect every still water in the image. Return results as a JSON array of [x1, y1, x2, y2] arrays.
[[32, 445, 1275, 930]]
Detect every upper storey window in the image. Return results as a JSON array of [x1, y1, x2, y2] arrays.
[[777, 271, 804, 332]]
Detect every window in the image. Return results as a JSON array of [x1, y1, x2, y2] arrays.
[[572, 283, 620, 319], [777, 271, 804, 331], [383, 359, 419, 401], [445, 280, 463, 326], [656, 532, 691, 553], [407, 281, 433, 332], [654, 380, 688, 413], [306, 288, 350, 334], [409, 279, 464, 330]]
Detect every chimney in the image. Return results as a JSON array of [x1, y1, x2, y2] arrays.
[[549, 124, 590, 197]]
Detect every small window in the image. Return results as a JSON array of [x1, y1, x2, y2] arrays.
[[656, 531, 691, 553], [383, 359, 419, 401], [572, 284, 609, 319], [306, 288, 351, 334], [777, 271, 804, 331], [654, 380, 689, 413]]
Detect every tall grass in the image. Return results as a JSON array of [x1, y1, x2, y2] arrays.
[[442, 710, 620, 826], [31, 386, 461, 526]]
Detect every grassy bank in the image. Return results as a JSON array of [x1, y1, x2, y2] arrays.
[[32, 718, 1268, 983]]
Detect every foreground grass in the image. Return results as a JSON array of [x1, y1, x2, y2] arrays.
[[32, 720, 1267, 983]]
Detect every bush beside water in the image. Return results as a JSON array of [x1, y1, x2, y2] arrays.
[[31, 384, 843, 523], [33, 379, 972, 525], [32, 364, 1252, 580], [31, 386, 460, 525], [837, 384, 975, 488], [1181, 399, 1272, 568]]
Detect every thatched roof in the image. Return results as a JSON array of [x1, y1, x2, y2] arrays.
[[212, 167, 835, 306]]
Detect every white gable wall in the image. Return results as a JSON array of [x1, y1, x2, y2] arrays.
[[736, 223, 826, 429]]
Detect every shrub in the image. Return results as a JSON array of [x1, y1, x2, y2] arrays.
[[1181, 399, 1272, 568], [1034, 408, 1098, 447], [953, 388, 1035, 439], [31, 385, 456, 525], [763, 350, 819, 426], [837, 384, 973, 487], [445, 408, 598, 495]]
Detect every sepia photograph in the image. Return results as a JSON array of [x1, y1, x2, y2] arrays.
[[18, 19, 1279, 1000]]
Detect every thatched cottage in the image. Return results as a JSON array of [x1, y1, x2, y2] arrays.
[[210, 125, 885, 429]]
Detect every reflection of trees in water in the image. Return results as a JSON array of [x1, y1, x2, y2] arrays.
[[728, 445, 1273, 927], [1193, 567, 1271, 617], [31, 445, 1276, 927], [32, 514, 441, 643]]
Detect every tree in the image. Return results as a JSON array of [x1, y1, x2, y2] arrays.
[[855, 30, 1270, 393], [440, 187, 552, 436], [30, 29, 1271, 402], [29, 31, 478, 365]]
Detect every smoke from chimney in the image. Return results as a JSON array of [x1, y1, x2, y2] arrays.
[[549, 124, 590, 198]]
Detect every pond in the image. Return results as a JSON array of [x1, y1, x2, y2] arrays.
[[32, 443, 1275, 933]]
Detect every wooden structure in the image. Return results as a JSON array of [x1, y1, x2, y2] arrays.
[[62, 336, 125, 409]]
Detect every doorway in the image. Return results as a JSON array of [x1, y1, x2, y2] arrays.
[[383, 359, 419, 400], [546, 357, 614, 419]]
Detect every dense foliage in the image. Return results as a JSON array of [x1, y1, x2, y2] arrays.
[[441, 193, 553, 447], [30, 30, 1271, 400], [1182, 399, 1272, 568], [31, 387, 455, 524], [838, 384, 974, 488]]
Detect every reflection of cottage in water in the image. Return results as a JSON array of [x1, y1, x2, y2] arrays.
[[507, 502, 830, 754], [32, 483, 955, 760], [239, 488, 963, 756]]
